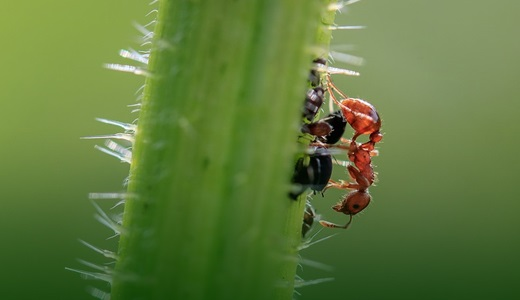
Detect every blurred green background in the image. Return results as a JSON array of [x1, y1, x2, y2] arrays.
[[1, 1, 518, 299]]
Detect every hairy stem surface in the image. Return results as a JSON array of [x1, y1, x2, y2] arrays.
[[110, 1, 336, 299]]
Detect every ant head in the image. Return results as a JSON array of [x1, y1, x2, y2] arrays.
[[332, 190, 371, 215]]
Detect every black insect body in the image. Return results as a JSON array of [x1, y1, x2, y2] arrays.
[[289, 147, 333, 200], [316, 110, 347, 145], [302, 110, 347, 145], [302, 87, 325, 122]]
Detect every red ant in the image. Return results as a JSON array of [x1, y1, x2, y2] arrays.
[[315, 76, 383, 229]]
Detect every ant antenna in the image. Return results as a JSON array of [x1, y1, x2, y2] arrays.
[[326, 74, 350, 99], [343, 214, 353, 229], [319, 214, 353, 229]]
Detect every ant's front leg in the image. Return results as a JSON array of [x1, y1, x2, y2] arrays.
[[325, 178, 363, 192]]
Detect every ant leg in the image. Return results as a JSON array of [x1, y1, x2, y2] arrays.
[[323, 179, 343, 191], [351, 132, 361, 142], [326, 82, 344, 109], [325, 75, 355, 117], [308, 141, 330, 149], [326, 179, 349, 190], [319, 215, 353, 229], [326, 178, 364, 191], [347, 165, 370, 190], [332, 159, 349, 168], [326, 74, 350, 99], [340, 137, 352, 144]]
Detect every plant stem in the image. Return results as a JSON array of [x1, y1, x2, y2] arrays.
[[110, 1, 336, 299]]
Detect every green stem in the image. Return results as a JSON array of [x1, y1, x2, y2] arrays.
[[110, 1, 336, 299]]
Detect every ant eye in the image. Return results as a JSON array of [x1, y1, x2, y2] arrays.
[[352, 204, 360, 209]]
